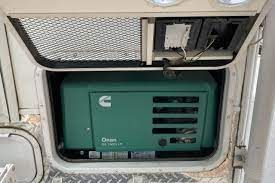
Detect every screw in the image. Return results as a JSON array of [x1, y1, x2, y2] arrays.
[[158, 139, 167, 147]]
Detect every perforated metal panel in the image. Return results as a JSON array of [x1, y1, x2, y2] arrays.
[[12, 17, 142, 64]]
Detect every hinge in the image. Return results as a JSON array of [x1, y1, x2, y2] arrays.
[[233, 146, 246, 168]]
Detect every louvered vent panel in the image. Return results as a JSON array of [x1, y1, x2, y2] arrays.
[[152, 95, 206, 149]]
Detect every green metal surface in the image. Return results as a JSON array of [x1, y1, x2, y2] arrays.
[[61, 71, 217, 152]]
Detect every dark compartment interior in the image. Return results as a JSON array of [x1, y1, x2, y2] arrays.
[[154, 17, 253, 52]]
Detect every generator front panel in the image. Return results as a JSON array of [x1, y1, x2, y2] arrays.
[[90, 91, 209, 152]]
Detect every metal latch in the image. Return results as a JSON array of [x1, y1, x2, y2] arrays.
[[233, 146, 246, 168]]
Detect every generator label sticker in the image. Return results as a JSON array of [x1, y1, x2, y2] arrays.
[[131, 151, 155, 159], [101, 137, 123, 147], [102, 152, 128, 160], [99, 96, 111, 107]]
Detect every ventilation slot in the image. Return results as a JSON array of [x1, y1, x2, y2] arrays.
[[153, 107, 198, 114], [153, 118, 197, 124], [153, 96, 199, 103], [153, 128, 197, 134], [170, 137, 196, 144]]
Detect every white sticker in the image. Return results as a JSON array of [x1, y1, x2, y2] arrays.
[[88, 151, 101, 159], [131, 151, 155, 159], [102, 152, 128, 160]]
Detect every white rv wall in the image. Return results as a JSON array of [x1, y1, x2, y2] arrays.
[[244, 1, 275, 182]]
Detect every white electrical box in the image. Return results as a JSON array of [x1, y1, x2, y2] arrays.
[[164, 24, 192, 50]]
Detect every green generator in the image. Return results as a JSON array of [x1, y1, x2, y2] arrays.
[[61, 71, 218, 154]]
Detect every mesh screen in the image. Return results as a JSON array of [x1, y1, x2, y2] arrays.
[[16, 17, 142, 62]]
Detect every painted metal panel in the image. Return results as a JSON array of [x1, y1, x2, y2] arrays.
[[0, 17, 19, 122], [0, 71, 9, 122], [0, 0, 268, 16], [244, 2, 275, 182], [7, 31, 39, 111]]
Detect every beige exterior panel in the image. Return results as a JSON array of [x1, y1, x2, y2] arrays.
[[0, 0, 268, 17]]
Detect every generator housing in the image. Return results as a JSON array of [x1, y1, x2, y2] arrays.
[[60, 71, 218, 159]]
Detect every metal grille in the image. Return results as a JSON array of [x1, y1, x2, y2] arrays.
[[17, 17, 141, 62]]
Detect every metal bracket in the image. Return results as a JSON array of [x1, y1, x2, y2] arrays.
[[233, 146, 247, 168], [0, 164, 16, 183]]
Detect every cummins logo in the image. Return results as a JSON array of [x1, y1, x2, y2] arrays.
[[99, 96, 111, 107]]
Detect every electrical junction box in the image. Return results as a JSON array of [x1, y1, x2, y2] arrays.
[[164, 23, 192, 50], [61, 71, 218, 154], [154, 18, 202, 52]]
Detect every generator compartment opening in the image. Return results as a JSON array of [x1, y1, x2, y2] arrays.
[[48, 71, 224, 161]]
